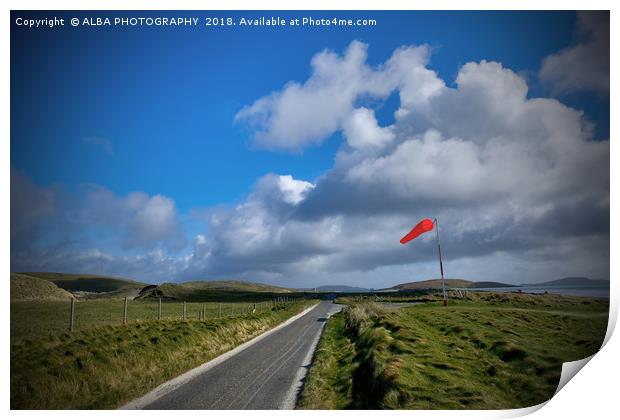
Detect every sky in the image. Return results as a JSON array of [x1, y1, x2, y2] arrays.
[[10, 10, 610, 288]]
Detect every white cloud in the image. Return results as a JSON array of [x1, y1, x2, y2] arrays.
[[234, 41, 433, 151], [346, 129, 486, 202], [342, 108, 394, 150], [11, 174, 186, 258], [277, 175, 315, 205], [540, 11, 609, 95], [78, 188, 186, 250], [126, 194, 183, 249]]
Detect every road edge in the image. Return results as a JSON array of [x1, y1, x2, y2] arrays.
[[280, 304, 343, 409], [119, 302, 320, 410]]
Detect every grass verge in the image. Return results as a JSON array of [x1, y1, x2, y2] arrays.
[[298, 293, 608, 409], [11, 301, 315, 409]]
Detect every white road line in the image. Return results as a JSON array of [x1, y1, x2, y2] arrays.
[[119, 303, 319, 410]]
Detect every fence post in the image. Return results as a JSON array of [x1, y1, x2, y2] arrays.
[[158, 298, 162, 321], [231, 303, 233, 316], [183, 301, 187, 320], [219, 303, 222, 318], [123, 297, 128, 324], [69, 297, 75, 332], [203, 304, 206, 320]]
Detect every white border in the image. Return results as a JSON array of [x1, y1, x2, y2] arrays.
[[1, 0, 618, 11], [4, 2, 617, 420]]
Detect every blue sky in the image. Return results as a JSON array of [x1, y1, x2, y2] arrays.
[[11, 11, 610, 286]]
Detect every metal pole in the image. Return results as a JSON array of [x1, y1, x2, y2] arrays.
[[183, 301, 186, 320], [69, 297, 75, 331], [434, 218, 447, 307], [158, 298, 162, 321], [123, 296, 128, 324], [219, 302, 222, 318]]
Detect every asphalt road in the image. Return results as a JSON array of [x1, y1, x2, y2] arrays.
[[144, 301, 342, 410]]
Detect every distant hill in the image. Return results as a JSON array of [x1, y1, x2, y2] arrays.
[[20, 272, 147, 299], [22, 272, 146, 292], [523, 277, 609, 287], [390, 279, 516, 290], [181, 280, 293, 293], [10, 273, 74, 301], [471, 281, 518, 288], [391, 279, 470, 290], [308, 285, 371, 293], [136, 280, 294, 301]]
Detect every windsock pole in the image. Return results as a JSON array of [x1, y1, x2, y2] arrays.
[[434, 218, 447, 306]]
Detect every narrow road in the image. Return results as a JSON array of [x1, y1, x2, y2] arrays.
[[144, 301, 342, 409]]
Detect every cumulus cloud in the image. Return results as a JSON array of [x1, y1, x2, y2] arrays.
[[10, 173, 186, 276], [125, 194, 184, 249], [76, 187, 186, 250], [342, 108, 394, 150], [234, 41, 433, 151], [540, 11, 609, 95]]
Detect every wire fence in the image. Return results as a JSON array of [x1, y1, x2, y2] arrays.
[[11, 296, 304, 339]]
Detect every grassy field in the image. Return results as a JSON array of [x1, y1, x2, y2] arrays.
[[11, 298, 288, 342], [298, 293, 608, 409], [11, 300, 316, 409]]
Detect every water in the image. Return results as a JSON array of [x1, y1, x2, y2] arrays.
[[461, 285, 610, 298]]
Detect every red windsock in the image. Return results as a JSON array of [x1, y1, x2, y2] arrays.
[[400, 218, 434, 244]]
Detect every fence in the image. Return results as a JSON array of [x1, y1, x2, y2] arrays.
[[10, 295, 305, 340], [64, 296, 302, 332]]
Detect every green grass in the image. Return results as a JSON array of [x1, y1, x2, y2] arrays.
[[11, 300, 316, 409], [296, 312, 355, 409], [11, 299, 289, 342], [298, 293, 608, 410]]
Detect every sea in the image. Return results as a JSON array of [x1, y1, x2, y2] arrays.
[[461, 285, 610, 298]]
